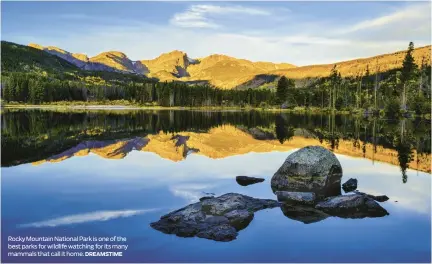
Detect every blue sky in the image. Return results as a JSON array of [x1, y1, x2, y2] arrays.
[[1, 1, 431, 65]]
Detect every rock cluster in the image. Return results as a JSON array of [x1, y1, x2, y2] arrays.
[[151, 145, 389, 241], [272, 146, 389, 223], [150, 193, 279, 242]]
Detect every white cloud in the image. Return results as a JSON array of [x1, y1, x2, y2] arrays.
[[8, 2, 430, 66], [170, 4, 270, 29], [169, 183, 216, 202], [337, 2, 430, 34], [19, 209, 158, 228]]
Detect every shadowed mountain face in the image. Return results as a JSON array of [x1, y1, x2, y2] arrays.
[[32, 137, 150, 164], [2, 110, 430, 180], [26, 42, 431, 89]]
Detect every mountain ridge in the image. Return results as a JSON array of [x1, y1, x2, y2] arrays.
[[23, 42, 432, 89]]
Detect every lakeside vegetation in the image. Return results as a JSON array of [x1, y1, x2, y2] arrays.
[[1, 41, 430, 118]]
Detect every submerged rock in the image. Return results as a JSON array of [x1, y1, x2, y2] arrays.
[[315, 194, 389, 218], [150, 193, 279, 242], [271, 146, 343, 198], [236, 176, 265, 186], [342, 178, 358, 193], [281, 204, 329, 224], [275, 191, 316, 205], [354, 191, 389, 202]]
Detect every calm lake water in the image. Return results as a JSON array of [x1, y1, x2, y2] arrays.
[[1, 109, 431, 263]]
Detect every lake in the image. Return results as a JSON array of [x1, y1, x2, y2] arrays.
[[1, 109, 431, 263]]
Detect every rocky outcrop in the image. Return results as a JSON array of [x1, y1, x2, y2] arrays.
[[275, 191, 316, 205], [141, 50, 191, 80], [150, 193, 279, 241], [236, 176, 265, 186], [271, 146, 343, 198], [342, 178, 358, 193], [29, 44, 89, 68], [28, 44, 148, 74], [315, 194, 389, 218]]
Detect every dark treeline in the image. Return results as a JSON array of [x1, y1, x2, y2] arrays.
[[1, 73, 275, 107], [1, 42, 430, 116]]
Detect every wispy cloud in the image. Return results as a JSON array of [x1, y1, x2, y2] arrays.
[[337, 2, 430, 34], [170, 183, 215, 202], [19, 209, 158, 228], [170, 4, 271, 29], [6, 2, 429, 66]]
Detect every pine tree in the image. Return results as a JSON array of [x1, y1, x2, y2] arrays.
[[276, 76, 289, 105], [401, 42, 418, 110], [401, 42, 417, 83]]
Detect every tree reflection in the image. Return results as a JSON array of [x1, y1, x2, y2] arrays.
[[275, 114, 294, 144], [1, 109, 430, 173]]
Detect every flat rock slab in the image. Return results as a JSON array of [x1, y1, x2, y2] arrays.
[[150, 193, 279, 242], [315, 194, 389, 218], [236, 176, 265, 186], [354, 191, 389, 202], [276, 191, 316, 205]]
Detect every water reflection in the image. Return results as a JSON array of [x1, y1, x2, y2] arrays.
[[19, 209, 158, 228], [280, 205, 329, 224], [2, 109, 431, 182], [2, 147, 430, 262]]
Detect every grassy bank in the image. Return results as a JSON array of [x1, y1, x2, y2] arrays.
[[2, 101, 429, 119]]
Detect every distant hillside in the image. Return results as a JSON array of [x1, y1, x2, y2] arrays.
[[272, 45, 432, 79], [182, 54, 296, 89], [2, 41, 79, 74], [25, 43, 297, 88], [3, 41, 431, 89]]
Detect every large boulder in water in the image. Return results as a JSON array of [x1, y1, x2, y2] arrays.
[[271, 146, 343, 198]]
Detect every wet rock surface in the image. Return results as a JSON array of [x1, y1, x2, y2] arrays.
[[315, 194, 389, 218], [150, 193, 279, 241], [271, 146, 343, 198], [354, 191, 389, 202], [342, 178, 358, 193], [276, 191, 316, 205], [281, 204, 329, 224], [236, 176, 265, 186]]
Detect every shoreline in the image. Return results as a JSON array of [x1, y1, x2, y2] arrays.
[[2, 104, 430, 119], [0, 104, 370, 114]]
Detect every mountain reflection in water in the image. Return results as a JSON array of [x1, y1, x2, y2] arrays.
[[2, 110, 431, 183]]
